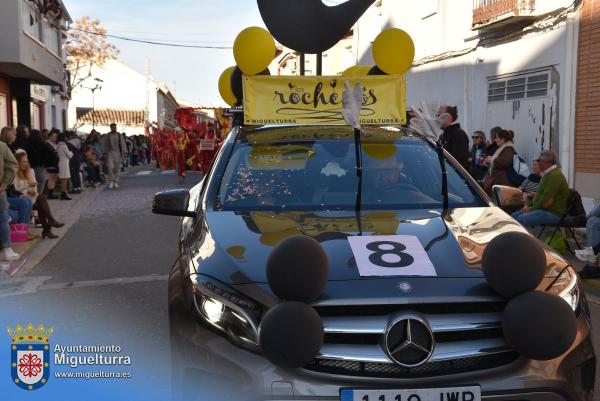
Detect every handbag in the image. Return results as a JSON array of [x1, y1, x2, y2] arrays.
[[482, 175, 496, 194], [9, 224, 29, 243]]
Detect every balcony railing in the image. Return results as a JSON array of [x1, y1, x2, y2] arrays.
[[472, 0, 536, 29]]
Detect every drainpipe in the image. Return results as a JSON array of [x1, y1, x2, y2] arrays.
[[562, 6, 580, 186]]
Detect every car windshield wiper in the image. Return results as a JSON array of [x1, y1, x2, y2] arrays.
[[436, 139, 449, 211], [354, 127, 363, 233]]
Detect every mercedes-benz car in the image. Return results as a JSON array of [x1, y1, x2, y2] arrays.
[[153, 124, 595, 401]]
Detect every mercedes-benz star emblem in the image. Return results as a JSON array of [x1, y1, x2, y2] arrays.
[[384, 314, 435, 368]]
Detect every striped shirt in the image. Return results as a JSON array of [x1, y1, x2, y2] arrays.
[[519, 174, 541, 193]]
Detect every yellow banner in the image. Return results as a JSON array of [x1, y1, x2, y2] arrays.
[[243, 75, 406, 126]]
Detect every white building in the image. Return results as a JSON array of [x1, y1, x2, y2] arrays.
[[350, 0, 592, 197], [68, 59, 179, 136]]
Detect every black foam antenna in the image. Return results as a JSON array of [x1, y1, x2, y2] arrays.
[[257, 0, 376, 54]]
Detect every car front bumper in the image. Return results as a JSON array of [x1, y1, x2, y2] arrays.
[[170, 314, 596, 401]]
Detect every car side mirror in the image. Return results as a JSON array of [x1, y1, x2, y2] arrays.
[[491, 185, 524, 211], [152, 189, 197, 218]]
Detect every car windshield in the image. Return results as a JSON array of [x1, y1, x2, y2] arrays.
[[216, 126, 486, 211]]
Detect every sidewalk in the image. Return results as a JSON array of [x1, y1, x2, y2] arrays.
[[0, 185, 104, 279]]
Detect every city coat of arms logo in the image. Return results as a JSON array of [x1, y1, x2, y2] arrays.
[[7, 324, 53, 390]]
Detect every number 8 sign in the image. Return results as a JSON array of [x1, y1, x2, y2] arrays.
[[348, 235, 437, 277]]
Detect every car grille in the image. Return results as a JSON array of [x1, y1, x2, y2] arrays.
[[305, 352, 519, 378], [304, 302, 517, 378]]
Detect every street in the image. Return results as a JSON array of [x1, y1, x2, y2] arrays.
[[0, 169, 201, 401]]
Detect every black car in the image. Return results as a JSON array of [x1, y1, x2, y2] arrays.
[[154, 124, 594, 401]]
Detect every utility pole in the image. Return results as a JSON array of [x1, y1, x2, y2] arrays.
[[85, 77, 103, 130]]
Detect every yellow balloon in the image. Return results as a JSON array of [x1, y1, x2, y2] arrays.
[[234, 27, 276, 76], [341, 66, 358, 76], [218, 66, 237, 106], [341, 65, 370, 76], [355, 65, 372, 75], [363, 143, 397, 160], [372, 28, 415, 75]]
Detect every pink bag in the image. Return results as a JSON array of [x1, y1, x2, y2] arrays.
[[10, 224, 29, 243]]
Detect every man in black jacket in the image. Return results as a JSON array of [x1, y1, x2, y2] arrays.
[[437, 105, 470, 170]]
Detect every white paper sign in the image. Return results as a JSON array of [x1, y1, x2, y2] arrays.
[[348, 235, 437, 277], [199, 139, 215, 150]]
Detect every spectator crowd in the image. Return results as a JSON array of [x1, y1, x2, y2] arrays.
[[0, 123, 152, 262], [436, 104, 599, 278]]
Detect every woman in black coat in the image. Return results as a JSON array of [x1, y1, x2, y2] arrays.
[[26, 130, 48, 195]]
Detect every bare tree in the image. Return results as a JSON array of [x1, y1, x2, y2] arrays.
[[66, 17, 119, 92]]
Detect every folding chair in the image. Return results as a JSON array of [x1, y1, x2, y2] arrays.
[[537, 189, 586, 255]]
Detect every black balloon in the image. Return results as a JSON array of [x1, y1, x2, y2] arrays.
[[230, 67, 270, 105], [503, 291, 577, 360], [258, 302, 324, 368], [367, 65, 386, 75], [267, 236, 329, 303], [257, 0, 375, 54], [481, 232, 546, 298]]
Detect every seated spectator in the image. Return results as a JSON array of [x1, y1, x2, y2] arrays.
[[0, 127, 34, 237], [14, 151, 64, 239], [519, 159, 542, 207], [0, 128, 19, 261], [82, 145, 102, 186], [576, 205, 600, 279], [468, 131, 488, 182], [512, 150, 569, 230]]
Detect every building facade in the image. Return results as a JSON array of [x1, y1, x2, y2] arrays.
[[69, 59, 179, 136], [0, 0, 71, 131], [279, 0, 596, 201], [574, 0, 600, 201]]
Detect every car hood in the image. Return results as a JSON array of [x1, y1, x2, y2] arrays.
[[189, 207, 567, 286]]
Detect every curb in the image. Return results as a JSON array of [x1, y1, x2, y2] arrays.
[[1, 185, 104, 279]]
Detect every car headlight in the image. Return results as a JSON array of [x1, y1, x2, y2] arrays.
[[547, 266, 580, 313], [191, 275, 261, 351]]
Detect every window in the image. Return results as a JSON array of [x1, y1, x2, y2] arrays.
[[21, 0, 42, 42], [488, 71, 549, 102], [0, 94, 8, 128], [51, 105, 57, 128]]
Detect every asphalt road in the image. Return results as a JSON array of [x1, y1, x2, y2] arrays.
[[0, 168, 199, 401], [1, 169, 599, 400]]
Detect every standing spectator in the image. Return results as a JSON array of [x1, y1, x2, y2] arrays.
[[0, 128, 18, 261], [482, 129, 516, 194], [13, 125, 30, 153], [40, 128, 49, 141], [437, 105, 470, 170], [26, 130, 48, 195], [100, 123, 127, 189], [67, 132, 83, 194], [44, 129, 60, 199], [512, 149, 569, 229], [14, 151, 63, 239], [487, 126, 502, 156], [56, 133, 73, 200], [468, 131, 488, 182], [123, 132, 132, 169]]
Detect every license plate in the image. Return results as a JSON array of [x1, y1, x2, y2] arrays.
[[340, 386, 481, 401]]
